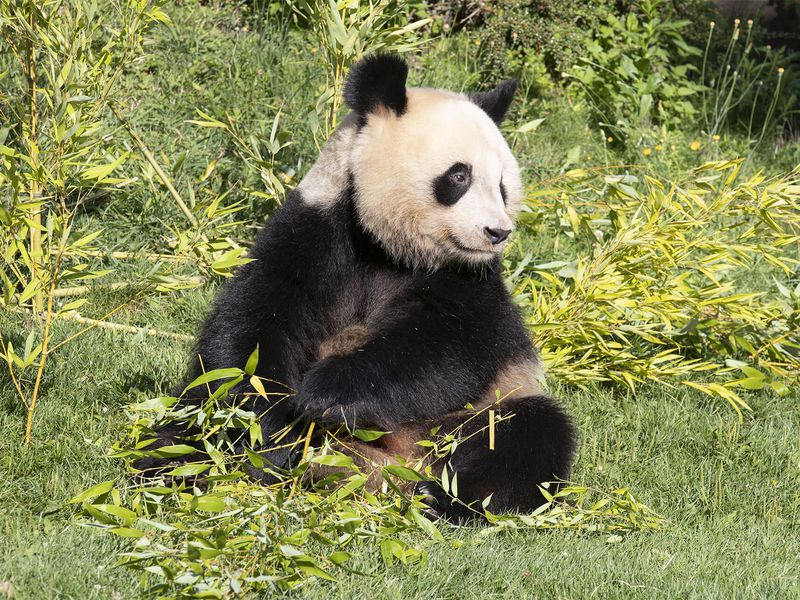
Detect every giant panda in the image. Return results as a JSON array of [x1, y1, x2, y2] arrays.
[[142, 54, 576, 521]]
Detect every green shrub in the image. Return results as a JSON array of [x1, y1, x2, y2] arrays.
[[567, 0, 704, 144], [510, 161, 800, 412], [471, 0, 618, 84]]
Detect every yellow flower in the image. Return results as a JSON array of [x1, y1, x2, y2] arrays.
[[655, 144, 663, 152], [690, 140, 701, 151], [643, 147, 652, 157], [607, 136, 613, 143], [712, 135, 721, 141]]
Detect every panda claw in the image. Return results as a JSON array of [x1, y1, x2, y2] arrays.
[[319, 406, 339, 422], [414, 482, 443, 519]]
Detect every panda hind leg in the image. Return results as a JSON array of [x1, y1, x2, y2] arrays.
[[426, 395, 577, 522]]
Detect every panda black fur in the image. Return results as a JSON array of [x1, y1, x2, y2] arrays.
[[143, 54, 576, 521]]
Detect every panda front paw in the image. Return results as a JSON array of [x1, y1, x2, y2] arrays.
[[290, 387, 343, 422], [290, 389, 386, 430], [293, 358, 393, 430]]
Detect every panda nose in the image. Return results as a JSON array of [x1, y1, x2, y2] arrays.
[[484, 227, 511, 245]]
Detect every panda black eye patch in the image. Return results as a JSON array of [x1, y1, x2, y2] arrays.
[[500, 179, 508, 205], [433, 162, 472, 206]]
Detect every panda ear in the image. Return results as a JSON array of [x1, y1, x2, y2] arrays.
[[469, 79, 518, 125], [344, 53, 409, 117]]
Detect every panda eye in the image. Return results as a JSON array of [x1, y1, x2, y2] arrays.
[[450, 171, 467, 185], [433, 162, 472, 206]]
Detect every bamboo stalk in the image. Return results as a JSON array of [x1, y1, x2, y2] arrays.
[[52, 276, 204, 297], [108, 103, 198, 228], [488, 409, 495, 451], [26, 2, 42, 313], [53, 282, 136, 297], [65, 249, 188, 262], [300, 420, 316, 463], [57, 312, 194, 342], [24, 247, 63, 446], [289, 420, 317, 498]]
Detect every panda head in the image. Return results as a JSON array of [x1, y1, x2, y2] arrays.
[[344, 54, 523, 270]]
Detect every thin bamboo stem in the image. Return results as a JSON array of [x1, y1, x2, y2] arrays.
[[488, 409, 495, 451], [108, 103, 199, 228], [26, 2, 42, 313], [65, 249, 188, 262], [24, 249, 63, 446], [47, 301, 130, 353], [52, 276, 204, 297], [289, 420, 316, 498], [57, 312, 194, 342], [0, 338, 29, 408]]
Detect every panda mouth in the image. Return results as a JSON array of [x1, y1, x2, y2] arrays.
[[446, 232, 495, 256]]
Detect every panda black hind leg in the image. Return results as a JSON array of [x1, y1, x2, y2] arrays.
[[424, 395, 577, 522]]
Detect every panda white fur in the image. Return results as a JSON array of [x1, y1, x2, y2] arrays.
[[143, 54, 576, 521]]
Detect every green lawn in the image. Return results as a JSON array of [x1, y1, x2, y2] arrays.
[[2, 2, 799, 598], [2, 302, 799, 598]]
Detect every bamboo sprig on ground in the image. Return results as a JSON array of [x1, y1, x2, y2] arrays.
[[515, 161, 800, 414]]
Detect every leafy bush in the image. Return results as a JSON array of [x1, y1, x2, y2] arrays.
[[463, 0, 617, 92], [509, 161, 800, 413], [568, 0, 704, 143], [286, 0, 432, 144], [0, 0, 167, 444]]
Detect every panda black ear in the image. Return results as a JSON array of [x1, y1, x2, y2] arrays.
[[344, 53, 409, 117], [469, 79, 518, 125]]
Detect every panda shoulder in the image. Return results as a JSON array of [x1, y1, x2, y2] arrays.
[[296, 113, 360, 208]]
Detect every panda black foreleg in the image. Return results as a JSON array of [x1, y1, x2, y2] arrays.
[[423, 394, 577, 522]]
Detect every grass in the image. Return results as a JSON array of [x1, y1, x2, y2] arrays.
[[2, 302, 799, 598], [2, 2, 799, 598]]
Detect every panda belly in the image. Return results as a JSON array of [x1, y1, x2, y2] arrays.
[[317, 324, 371, 359], [315, 267, 411, 361]]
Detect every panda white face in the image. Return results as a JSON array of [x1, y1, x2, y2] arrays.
[[351, 88, 523, 270], [297, 54, 524, 270]]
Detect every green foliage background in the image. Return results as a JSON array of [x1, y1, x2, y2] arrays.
[[1, 0, 799, 598]]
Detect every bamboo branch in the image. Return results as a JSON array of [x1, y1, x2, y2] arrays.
[[47, 300, 131, 353], [52, 276, 204, 297], [65, 249, 188, 262], [0, 338, 29, 408], [57, 311, 194, 342], [108, 103, 198, 228]]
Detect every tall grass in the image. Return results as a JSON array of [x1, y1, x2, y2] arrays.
[[701, 18, 794, 152]]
